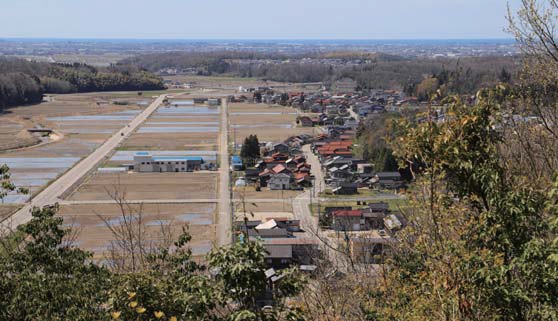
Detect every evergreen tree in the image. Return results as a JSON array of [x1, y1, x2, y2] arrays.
[[240, 135, 261, 167]]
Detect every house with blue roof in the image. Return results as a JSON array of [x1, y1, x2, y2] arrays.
[[134, 152, 204, 172]]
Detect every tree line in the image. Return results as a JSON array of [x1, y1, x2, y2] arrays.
[[122, 50, 518, 94], [0, 58, 165, 110]]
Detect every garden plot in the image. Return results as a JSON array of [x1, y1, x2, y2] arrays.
[[67, 172, 218, 201], [58, 203, 216, 258]]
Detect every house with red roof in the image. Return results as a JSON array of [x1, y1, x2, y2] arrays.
[[332, 209, 365, 231]]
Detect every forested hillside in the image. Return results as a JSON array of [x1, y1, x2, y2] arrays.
[[122, 51, 518, 93], [0, 58, 164, 110]]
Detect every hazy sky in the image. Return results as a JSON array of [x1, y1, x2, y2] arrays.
[[0, 0, 520, 39]]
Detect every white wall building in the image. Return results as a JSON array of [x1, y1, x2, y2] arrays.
[[134, 152, 204, 172]]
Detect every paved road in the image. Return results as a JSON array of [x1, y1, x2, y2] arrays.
[[1, 95, 167, 230], [292, 145, 327, 232], [348, 106, 360, 122], [217, 99, 232, 246]]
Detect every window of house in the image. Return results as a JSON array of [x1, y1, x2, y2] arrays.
[[141, 162, 145, 165], [181, 168, 185, 171]]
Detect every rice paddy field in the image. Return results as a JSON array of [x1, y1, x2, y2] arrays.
[[63, 97, 223, 257], [121, 102, 220, 150], [0, 94, 151, 204], [163, 75, 323, 93], [229, 103, 315, 145], [0, 80, 318, 257], [58, 202, 216, 259], [67, 172, 218, 201], [233, 186, 302, 200]]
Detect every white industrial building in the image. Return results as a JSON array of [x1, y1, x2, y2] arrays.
[[133, 152, 204, 172]]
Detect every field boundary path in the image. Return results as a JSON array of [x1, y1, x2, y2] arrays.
[[217, 99, 232, 246], [56, 194, 405, 206], [1, 95, 167, 231]]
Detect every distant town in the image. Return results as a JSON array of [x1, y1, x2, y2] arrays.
[[0, 38, 518, 66]]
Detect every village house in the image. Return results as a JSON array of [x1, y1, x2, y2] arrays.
[[298, 116, 314, 127], [332, 209, 365, 231], [271, 143, 290, 154], [331, 202, 390, 231], [235, 212, 319, 268], [269, 173, 291, 190], [332, 182, 358, 195], [371, 171, 406, 190]]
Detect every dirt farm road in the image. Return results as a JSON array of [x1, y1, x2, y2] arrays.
[[217, 99, 232, 246], [1, 95, 167, 231]]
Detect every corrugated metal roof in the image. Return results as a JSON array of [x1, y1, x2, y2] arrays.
[[152, 156, 204, 161], [231, 156, 243, 164]]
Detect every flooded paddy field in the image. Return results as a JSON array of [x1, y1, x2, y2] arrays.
[[58, 202, 216, 258], [67, 172, 218, 201], [122, 104, 220, 150], [0, 93, 150, 204], [83, 98, 221, 251], [122, 132, 219, 151], [137, 126, 219, 133], [0, 156, 81, 203]]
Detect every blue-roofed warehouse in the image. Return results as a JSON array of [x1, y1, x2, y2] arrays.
[[231, 156, 243, 171], [134, 152, 205, 172]]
